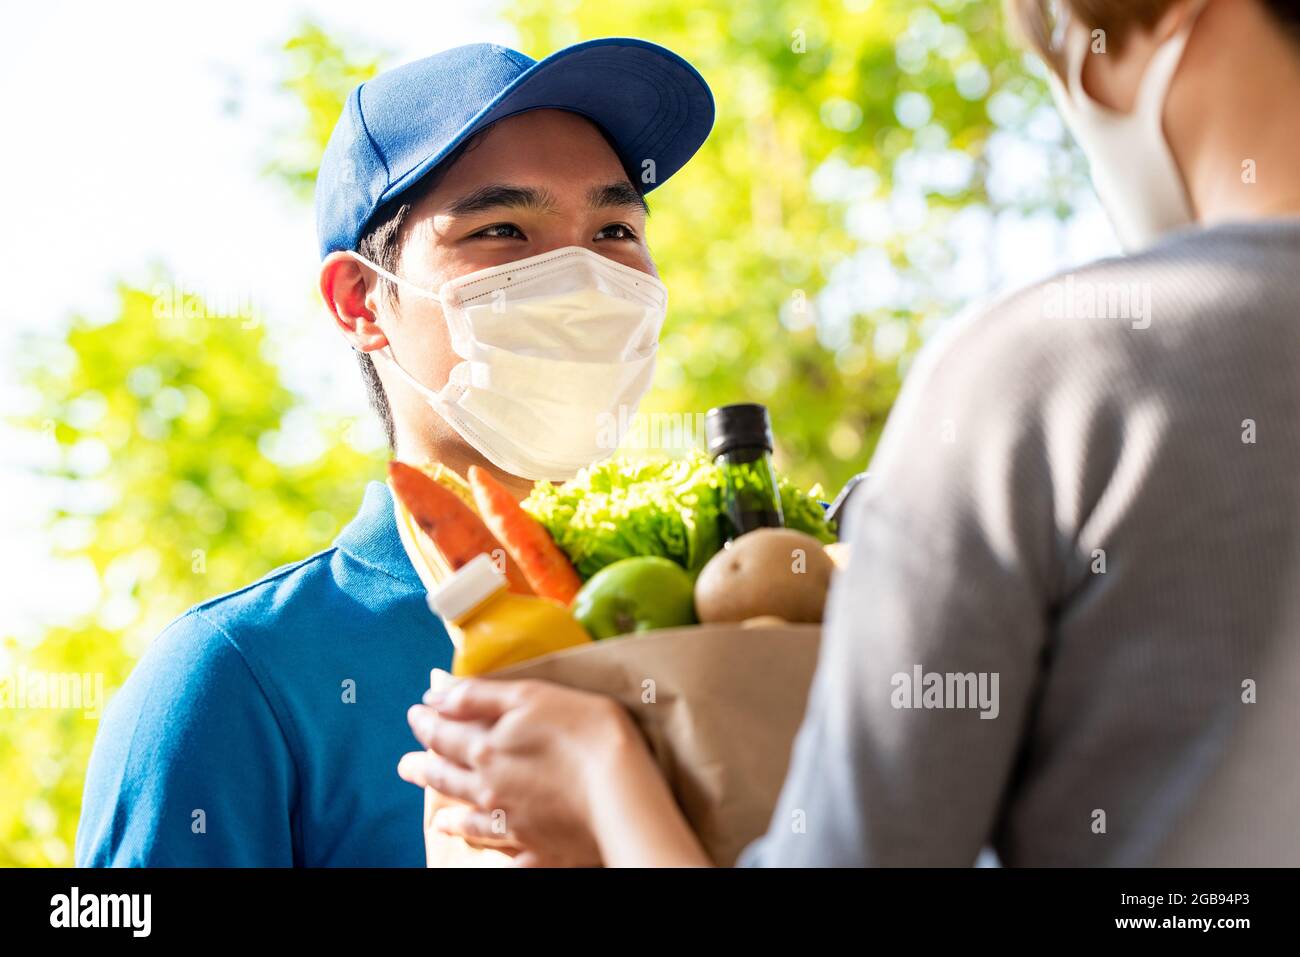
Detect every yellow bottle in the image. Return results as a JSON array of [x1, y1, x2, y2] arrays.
[[428, 554, 592, 677]]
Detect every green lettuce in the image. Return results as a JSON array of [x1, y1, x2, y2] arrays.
[[777, 473, 837, 546], [522, 450, 836, 581]]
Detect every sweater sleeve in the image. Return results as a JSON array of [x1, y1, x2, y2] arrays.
[[742, 302, 1059, 866]]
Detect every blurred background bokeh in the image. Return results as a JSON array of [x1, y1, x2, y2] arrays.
[[0, 0, 1115, 865]]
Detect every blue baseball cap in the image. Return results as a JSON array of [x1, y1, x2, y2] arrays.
[[314, 37, 715, 259]]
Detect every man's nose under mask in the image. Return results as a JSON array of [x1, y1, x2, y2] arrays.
[[349, 245, 669, 482]]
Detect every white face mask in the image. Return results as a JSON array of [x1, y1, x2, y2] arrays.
[[1048, 4, 1205, 251], [351, 245, 668, 482]]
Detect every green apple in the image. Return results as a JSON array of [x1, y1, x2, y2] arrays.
[[571, 557, 698, 640]]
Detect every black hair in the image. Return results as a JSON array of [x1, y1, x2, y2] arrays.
[[352, 209, 405, 450], [352, 136, 478, 449], [1267, 0, 1300, 41]]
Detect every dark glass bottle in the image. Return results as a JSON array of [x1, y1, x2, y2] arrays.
[[706, 403, 785, 542]]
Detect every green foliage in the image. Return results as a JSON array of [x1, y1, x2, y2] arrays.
[[265, 22, 384, 200], [2, 284, 381, 865], [507, 0, 1052, 491], [1, 26, 381, 866]]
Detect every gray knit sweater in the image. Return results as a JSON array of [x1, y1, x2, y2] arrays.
[[743, 219, 1300, 866]]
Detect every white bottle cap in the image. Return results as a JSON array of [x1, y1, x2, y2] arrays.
[[427, 553, 507, 622]]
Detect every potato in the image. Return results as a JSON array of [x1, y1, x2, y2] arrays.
[[695, 528, 833, 624]]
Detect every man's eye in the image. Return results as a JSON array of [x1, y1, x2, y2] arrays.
[[596, 223, 638, 241], [473, 223, 525, 239]]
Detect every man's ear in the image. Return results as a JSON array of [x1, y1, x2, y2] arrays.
[[319, 251, 389, 353]]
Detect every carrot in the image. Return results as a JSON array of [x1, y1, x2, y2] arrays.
[[467, 465, 583, 606], [388, 461, 532, 595]]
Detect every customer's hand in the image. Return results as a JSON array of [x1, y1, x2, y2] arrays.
[[398, 678, 643, 867]]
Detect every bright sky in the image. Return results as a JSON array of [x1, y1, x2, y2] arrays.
[[0, 0, 515, 641], [0, 0, 1115, 644]]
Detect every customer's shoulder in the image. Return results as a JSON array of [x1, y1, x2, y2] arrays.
[[920, 222, 1300, 389], [1038, 224, 1293, 329]]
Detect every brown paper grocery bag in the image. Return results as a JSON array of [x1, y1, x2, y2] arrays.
[[424, 622, 821, 867]]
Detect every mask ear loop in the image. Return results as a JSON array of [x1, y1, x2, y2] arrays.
[[344, 250, 445, 304], [1132, 0, 1209, 115], [343, 251, 449, 403], [1062, 0, 1208, 111]]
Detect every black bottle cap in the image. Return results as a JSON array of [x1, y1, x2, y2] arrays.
[[705, 403, 774, 458]]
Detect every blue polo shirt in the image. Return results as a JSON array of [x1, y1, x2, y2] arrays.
[[76, 481, 452, 866]]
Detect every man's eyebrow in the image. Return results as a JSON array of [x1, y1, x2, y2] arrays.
[[444, 184, 558, 216], [442, 182, 648, 217], [588, 181, 649, 215]]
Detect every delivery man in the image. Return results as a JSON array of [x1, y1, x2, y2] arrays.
[[75, 39, 714, 866], [400, 0, 1300, 866]]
